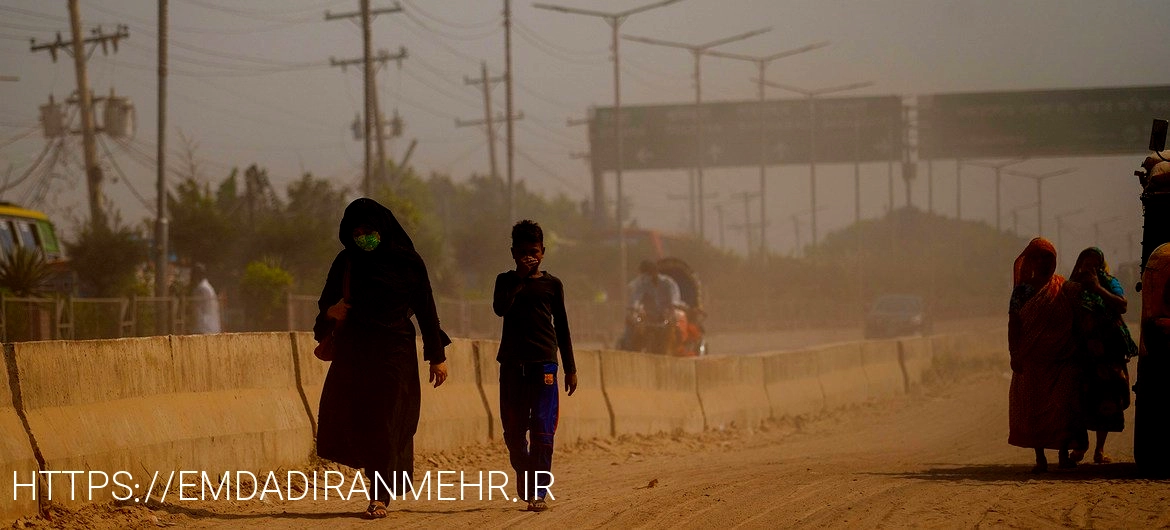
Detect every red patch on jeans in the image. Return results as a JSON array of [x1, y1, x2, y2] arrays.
[[544, 373, 554, 385]]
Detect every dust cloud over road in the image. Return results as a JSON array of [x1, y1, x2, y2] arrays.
[[21, 356, 1169, 529]]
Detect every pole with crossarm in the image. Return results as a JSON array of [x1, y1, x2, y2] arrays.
[[533, 0, 682, 306], [754, 79, 873, 246], [701, 40, 830, 255], [623, 27, 772, 241]]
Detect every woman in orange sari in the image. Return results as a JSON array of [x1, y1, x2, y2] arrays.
[[1008, 238, 1086, 472]]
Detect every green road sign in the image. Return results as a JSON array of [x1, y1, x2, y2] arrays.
[[589, 96, 904, 172], [918, 85, 1170, 159]]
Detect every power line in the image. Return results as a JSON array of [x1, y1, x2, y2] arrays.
[[97, 134, 154, 211], [398, 8, 500, 41], [181, 0, 342, 22], [86, 2, 310, 36], [400, 0, 499, 30], [512, 19, 607, 57], [512, 23, 606, 66]]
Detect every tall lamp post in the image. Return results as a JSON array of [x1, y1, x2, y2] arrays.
[[700, 40, 830, 255], [622, 27, 772, 241], [1091, 215, 1124, 248], [533, 0, 681, 305], [1002, 167, 1075, 237], [1054, 208, 1085, 267], [754, 79, 873, 245], [1007, 202, 1037, 235], [961, 158, 1027, 232]]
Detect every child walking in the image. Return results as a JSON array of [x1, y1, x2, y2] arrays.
[[493, 219, 577, 512]]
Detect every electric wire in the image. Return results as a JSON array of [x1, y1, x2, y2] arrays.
[[400, 0, 499, 30]]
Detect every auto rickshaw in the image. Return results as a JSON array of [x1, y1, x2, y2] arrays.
[[619, 257, 707, 356]]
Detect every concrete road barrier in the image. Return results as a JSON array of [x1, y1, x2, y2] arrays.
[[761, 349, 824, 419], [695, 355, 769, 430], [415, 339, 491, 452], [897, 336, 934, 388], [0, 346, 39, 520], [473, 341, 606, 443], [813, 343, 870, 410], [861, 340, 906, 400], [14, 334, 312, 505], [290, 331, 329, 432], [555, 349, 613, 442], [600, 349, 704, 436], [474, 340, 503, 441]]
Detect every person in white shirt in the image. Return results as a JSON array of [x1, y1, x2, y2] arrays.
[[628, 259, 683, 321], [191, 263, 221, 334]]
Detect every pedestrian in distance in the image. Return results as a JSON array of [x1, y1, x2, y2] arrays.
[[492, 219, 577, 512], [313, 198, 450, 519], [189, 263, 221, 334]]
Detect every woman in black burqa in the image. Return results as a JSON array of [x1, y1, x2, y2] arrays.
[[313, 198, 449, 519]]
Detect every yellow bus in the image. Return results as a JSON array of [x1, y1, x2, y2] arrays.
[[0, 202, 71, 293], [0, 203, 65, 261]]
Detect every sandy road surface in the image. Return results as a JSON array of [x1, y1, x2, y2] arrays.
[[24, 361, 1170, 529]]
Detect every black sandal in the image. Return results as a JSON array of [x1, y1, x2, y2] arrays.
[[364, 501, 388, 519]]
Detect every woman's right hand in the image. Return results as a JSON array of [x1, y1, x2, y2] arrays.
[[326, 299, 350, 321]]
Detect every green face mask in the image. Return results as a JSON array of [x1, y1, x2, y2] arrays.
[[354, 232, 381, 251]]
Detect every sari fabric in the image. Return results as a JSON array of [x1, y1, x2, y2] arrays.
[[1070, 247, 1135, 432], [1008, 238, 1084, 450]]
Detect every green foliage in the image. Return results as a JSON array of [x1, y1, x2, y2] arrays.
[[64, 216, 149, 297], [239, 258, 293, 330], [0, 246, 53, 297]]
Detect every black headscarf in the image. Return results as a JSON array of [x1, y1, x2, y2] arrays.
[[338, 198, 429, 295], [339, 197, 414, 253], [318, 198, 447, 361]]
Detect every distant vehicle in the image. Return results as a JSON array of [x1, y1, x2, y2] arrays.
[[618, 257, 707, 357], [863, 294, 930, 339], [0, 202, 72, 294]]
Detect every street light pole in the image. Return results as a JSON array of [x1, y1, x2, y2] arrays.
[[533, 0, 681, 306], [1002, 167, 1075, 237], [1054, 208, 1085, 265], [702, 41, 829, 255], [623, 27, 772, 241], [961, 158, 1027, 232], [1092, 215, 1124, 247], [754, 79, 873, 245]]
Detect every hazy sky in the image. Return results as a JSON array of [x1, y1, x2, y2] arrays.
[[0, 0, 1167, 267]]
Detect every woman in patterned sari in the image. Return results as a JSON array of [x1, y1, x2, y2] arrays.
[[1008, 238, 1086, 472], [1067, 247, 1136, 465]]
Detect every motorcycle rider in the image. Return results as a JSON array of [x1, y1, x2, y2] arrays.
[[621, 260, 684, 352]]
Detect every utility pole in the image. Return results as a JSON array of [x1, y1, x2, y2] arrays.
[[756, 79, 872, 245], [30, 11, 128, 229], [155, 0, 169, 311], [955, 159, 963, 221], [731, 191, 761, 257], [567, 115, 604, 228], [503, 0, 516, 221], [624, 27, 771, 241], [461, 62, 507, 182], [667, 187, 717, 236], [1092, 215, 1123, 247], [704, 41, 829, 254], [533, 0, 681, 307], [326, 1, 403, 196], [714, 204, 725, 249]]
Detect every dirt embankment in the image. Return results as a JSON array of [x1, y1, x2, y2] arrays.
[[11, 354, 1169, 529]]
